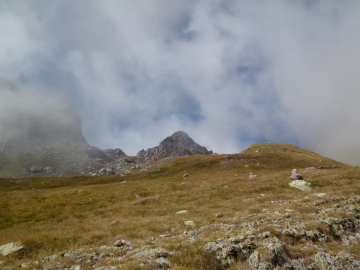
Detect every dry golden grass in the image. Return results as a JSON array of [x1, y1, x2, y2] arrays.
[[1, 143, 359, 268]]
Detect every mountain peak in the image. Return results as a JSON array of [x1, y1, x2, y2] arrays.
[[136, 131, 213, 163]]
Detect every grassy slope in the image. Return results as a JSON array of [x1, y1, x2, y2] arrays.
[[1, 143, 360, 269]]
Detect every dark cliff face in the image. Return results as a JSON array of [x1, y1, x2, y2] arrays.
[[136, 131, 213, 163]]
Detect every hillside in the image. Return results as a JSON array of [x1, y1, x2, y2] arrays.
[[1, 143, 360, 269]]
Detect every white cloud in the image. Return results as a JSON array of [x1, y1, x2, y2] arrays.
[[1, 0, 360, 163]]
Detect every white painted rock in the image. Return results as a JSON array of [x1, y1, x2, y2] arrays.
[[0, 242, 23, 256], [249, 172, 257, 179], [289, 180, 312, 191], [184, 221, 195, 227]]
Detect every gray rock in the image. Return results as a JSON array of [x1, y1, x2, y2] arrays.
[[268, 242, 291, 267], [314, 250, 360, 270], [205, 237, 256, 267], [155, 256, 171, 268], [105, 168, 114, 175], [30, 166, 43, 173], [248, 251, 271, 270], [123, 169, 131, 175], [114, 239, 132, 248], [43, 166, 55, 173]]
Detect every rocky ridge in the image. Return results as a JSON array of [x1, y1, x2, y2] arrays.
[[0, 80, 213, 178]]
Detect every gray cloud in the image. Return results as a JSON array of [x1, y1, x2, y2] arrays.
[[1, 0, 360, 164]]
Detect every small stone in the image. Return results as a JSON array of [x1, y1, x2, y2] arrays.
[[44, 166, 55, 173], [216, 213, 224, 218], [30, 166, 43, 173], [249, 172, 257, 179], [183, 173, 190, 178], [114, 239, 132, 247], [176, 210, 188, 214], [184, 221, 195, 227]]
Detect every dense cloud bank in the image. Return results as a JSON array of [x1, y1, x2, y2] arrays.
[[0, 1, 360, 164]]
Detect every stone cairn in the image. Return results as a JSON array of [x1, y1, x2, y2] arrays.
[[290, 169, 303, 180], [289, 169, 312, 191]]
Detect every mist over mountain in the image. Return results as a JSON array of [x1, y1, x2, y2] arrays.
[[0, 78, 86, 149], [0, 79, 215, 177], [0, 79, 106, 177]]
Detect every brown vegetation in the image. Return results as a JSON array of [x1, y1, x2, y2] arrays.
[[1, 143, 359, 269]]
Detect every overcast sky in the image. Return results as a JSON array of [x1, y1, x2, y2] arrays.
[[1, 0, 360, 163]]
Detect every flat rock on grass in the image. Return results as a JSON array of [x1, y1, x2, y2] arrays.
[[0, 242, 23, 256], [289, 180, 312, 191]]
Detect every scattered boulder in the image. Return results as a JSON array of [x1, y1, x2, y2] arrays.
[[114, 239, 132, 250], [43, 166, 55, 173], [30, 166, 43, 173], [0, 242, 23, 256], [248, 250, 271, 270], [205, 237, 256, 267], [249, 172, 257, 179], [105, 168, 115, 175], [183, 173, 190, 178], [184, 221, 195, 227], [289, 180, 312, 191], [216, 213, 224, 218], [314, 250, 360, 270]]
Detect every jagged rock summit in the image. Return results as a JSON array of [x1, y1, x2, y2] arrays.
[[136, 131, 213, 163]]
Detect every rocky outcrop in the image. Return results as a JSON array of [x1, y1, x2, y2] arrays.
[[136, 131, 213, 163]]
